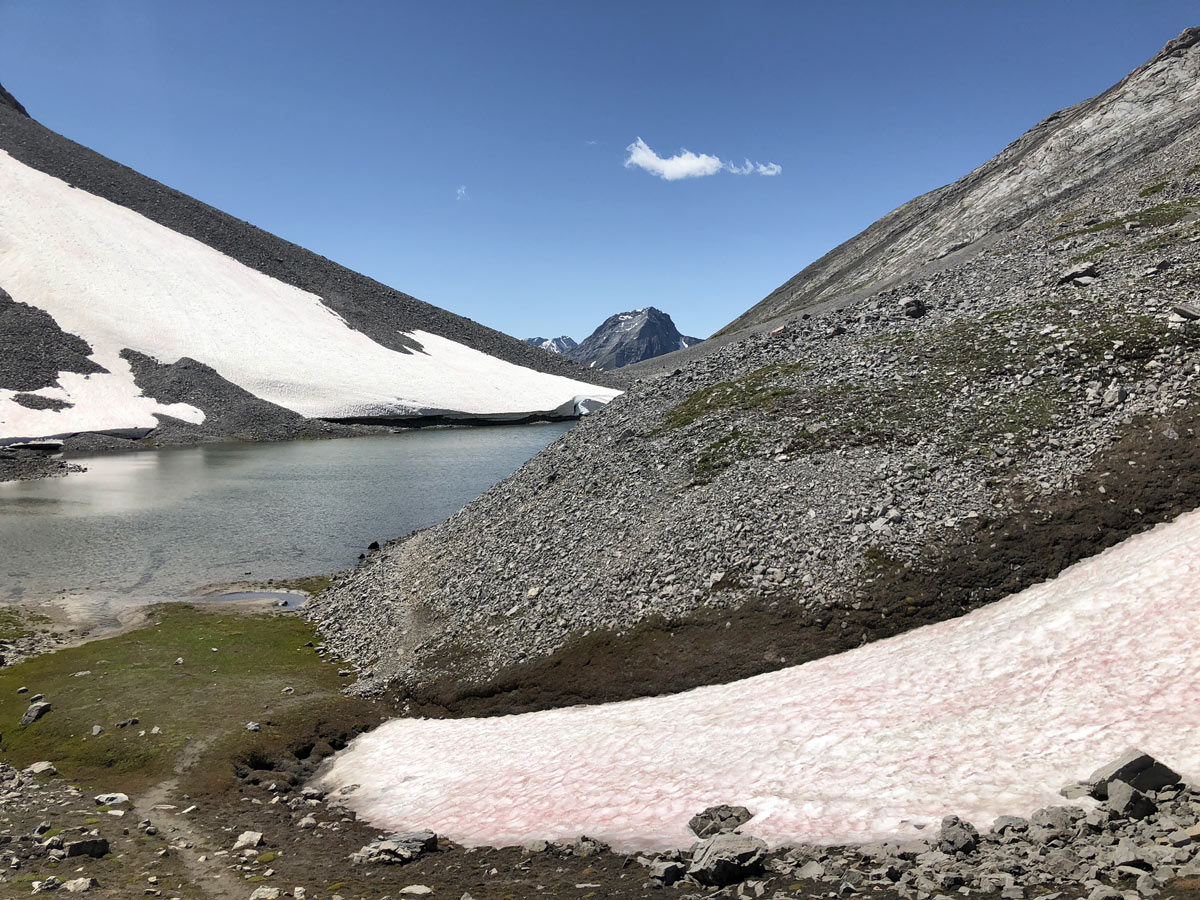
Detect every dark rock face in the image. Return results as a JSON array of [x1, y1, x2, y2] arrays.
[[524, 336, 578, 355], [0, 288, 105, 392], [566, 307, 702, 371], [0, 80, 28, 117], [120, 350, 359, 446]]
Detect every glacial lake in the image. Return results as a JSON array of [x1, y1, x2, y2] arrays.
[[0, 423, 572, 617]]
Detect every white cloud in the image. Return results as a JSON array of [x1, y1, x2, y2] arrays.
[[456, 185, 468, 201], [624, 137, 781, 181]]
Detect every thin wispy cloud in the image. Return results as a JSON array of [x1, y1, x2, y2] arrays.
[[456, 185, 468, 201], [624, 137, 781, 181]]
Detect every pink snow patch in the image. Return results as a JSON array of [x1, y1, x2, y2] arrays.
[[317, 510, 1200, 851]]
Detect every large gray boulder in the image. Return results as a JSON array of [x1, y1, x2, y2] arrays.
[[937, 815, 979, 855], [687, 832, 768, 886], [20, 701, 50, 725], [1087, 749, 1181, 798], [688, 804, 754, 838], [350, 830, 437, 865]]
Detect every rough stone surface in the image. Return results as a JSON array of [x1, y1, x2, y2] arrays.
[[688, 804, 754, 838], [686, 833, 768, 886]]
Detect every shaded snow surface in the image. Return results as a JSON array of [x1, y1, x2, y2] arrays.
[[318, 509, 1200, 851], [0, 150, 618, 440]]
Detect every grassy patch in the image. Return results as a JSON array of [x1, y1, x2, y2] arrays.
[[690, 430, 758, 482], [273, 573, 334, 596], [661, 362, 807, 430], [0, 607, 50, 642], [1139, 181, 1168, 198], [0, 604, 349, 791], [1053, 198, 1198, 241], [1187, 164, 1200, 178]]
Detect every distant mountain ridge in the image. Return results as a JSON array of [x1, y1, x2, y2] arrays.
[[524, 336, 578, 355], [525, 307, 702, 371]]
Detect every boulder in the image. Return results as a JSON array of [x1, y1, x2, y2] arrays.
[[233, 830, 264, 851], [1105, 780, 1157, 820], [65, 837, 109, 858], [62, 878, 99, 894], [571, 835, 608, 857], [1058, 261, 1099, 284], [937, 815, 979, 854], [900, 296, 927, 318], [687, 832, 768, 886], [1087, 750, 1180, 798], [688, 804, 754, 838], [350, 830, 437, 865], [21, 701, 51, 725], [248, 888, 281, 900], [24, 761, 57, 776], [94, 793, 129, 806]]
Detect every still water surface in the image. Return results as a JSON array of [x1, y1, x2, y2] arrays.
[[0, 424, 570, 609]]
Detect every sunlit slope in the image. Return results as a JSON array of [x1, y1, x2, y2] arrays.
[[0, 149, 618, 441]]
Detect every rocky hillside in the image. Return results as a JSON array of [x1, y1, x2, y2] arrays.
[[719, 27, 1200, 337], [0, 83, 619, 447], [308, 28, 1200, 714], [567, 307, 702, 370]]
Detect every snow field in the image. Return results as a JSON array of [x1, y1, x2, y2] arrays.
[[317, 509, 1200, 851], [0, 149, 618, 440]]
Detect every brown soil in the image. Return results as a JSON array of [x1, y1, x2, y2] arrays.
[[401, 404, 1200, 718]]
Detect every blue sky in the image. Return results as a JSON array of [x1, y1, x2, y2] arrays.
[[2, 2, 1196, 341]]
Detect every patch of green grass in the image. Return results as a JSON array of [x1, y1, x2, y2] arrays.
[[661, 362, 807, 430], [273, 573, 334, 596], [690, 430, 758, 482], [0, 607, 50, 642], [1187, 164, 1200, 178], [1053, 197, 1198, 241], [256, 851, 278, 864], [0, 605, 348, 791], [1139, 181, 1168, 198]]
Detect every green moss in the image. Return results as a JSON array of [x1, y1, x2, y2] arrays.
[[1139, 181, 1168, 198], [1053, 197, 1198, 241], [1187, 164, 1200, 178], [256, 851, 277, 864], [274, 573, 334, 596], [661, 362, 808, 430], [690, 430, 758, 482], [0, 608, 50, 642], [0, 605, 347, 791]]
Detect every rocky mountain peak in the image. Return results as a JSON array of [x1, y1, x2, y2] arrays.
[[0, 81, 29, 117], [568, 307, 702, 370]]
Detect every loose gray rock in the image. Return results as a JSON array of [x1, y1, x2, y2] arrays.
[[687, 832, 768, 886], [1088, 749, 1181, 797], [350, 830, 437, 865], [1106, 780, 1157, 820], [688, 804, 754, 838], [937, 815, 979, 854], [20, 701, 51, 725], [64, 837, 108, 858]]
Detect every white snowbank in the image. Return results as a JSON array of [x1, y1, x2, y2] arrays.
[[0, 150, 619, 440], [317, 509, 1200, 851]]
